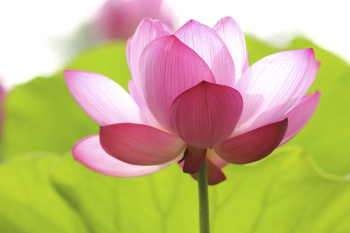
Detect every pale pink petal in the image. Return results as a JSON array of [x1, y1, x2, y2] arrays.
[[139, 35, 216, 132], [298, 61, 320, 96], [242, 50, 249, 73], [64, 70, 142, 126], [175, 20, 235, 86], [169, 81, 243, 148], [130, 17, 173, 84], [207, 148, 228, 169], [214, 119, 288, 164], [213, 16, 246, 83], [127, 80, 149, 125], [235, 49, 317, 133], [100, 123, 186, 165], [128, 80, 163, 129], [128, 80, 144, 110], [73, 135, 174, 177], [126, 37, 134, 78], [280, 91, 321, 145]]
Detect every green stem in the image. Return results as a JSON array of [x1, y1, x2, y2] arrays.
[[198, 160, 210, 233]]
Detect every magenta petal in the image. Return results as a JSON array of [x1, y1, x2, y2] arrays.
[[64, 70, 142, 126], [213, 17, 246, 82], [100, 123, 185, 165], [175, 20, 235, 86], [235, 49, 318, 132], [139, 35, 216, 132], [169, 81, 243, 148], [280, 91, 321, 145], [73, 135, 174, 177], [214, 119, 288, 164]]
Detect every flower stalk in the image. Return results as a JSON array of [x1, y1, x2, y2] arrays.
[[198, 159, 210, 233]]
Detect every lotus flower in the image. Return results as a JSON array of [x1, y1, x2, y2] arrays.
[[93, 0, 174, 40], [65, 17, 320, 185]]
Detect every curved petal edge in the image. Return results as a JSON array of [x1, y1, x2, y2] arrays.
[[170, 81, 243, 148], [64, 70, 142, 126], [73, 135, 174, 177], [214, 118, 288, 164], [280, 91, 321, 145]]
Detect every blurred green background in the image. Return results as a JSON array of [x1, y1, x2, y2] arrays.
[[0, 36, 349, 232]]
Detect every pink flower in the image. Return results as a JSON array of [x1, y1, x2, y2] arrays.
[[93, 0, 174, 40], [65, 17, 320, 185]]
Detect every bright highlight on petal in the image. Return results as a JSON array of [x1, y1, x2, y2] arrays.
[[100, 123, 185, 165], [129, 18, 173, 84], [170, 81, 243, 148], [73, 135, 173, 177], [213, 16, 247, 81], [175, 20, 236, 86], [214, 119, 288, 164], [235, 49, 317, 132], [64, 70, 142, 126]]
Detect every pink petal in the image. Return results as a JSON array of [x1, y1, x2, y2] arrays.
[[73, 135, 174, 177], [175, 20, 235, 86], [235, 49, 318, 133], [139, 35, 216, 132], [128, 18, 173, 116], [207, 148, 228, 169], [126, 37, 134, 78], [64, 70, 142, 126], [280, 91, 321, 145], [130, 18, 173, 85], [191, 158, 227, 185], [242, 50, 249, 73], [169, 81, 243, 148], [214, 119, 288, 164], [128, 80, 162, 128], [213, 17, 247, 82], [100, 123, 186, 165]]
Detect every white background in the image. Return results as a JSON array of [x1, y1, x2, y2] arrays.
[[0, 0, 349, 88]]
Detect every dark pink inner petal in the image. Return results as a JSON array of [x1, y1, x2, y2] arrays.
[[191, 158, 227, 185], [100, 123, 185, 165], [183, 145, 207, 174], [214, 118, 288, 164], [170, 81, 243, 148]]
